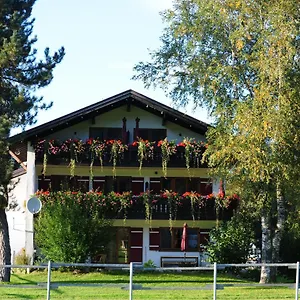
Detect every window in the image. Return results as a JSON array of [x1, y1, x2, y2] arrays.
[[89, 127, 123, 140], [134, 128, 166, 141], [159, 227, 200, 251], [105, 176, 131, 193]]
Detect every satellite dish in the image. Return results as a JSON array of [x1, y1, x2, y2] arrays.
[[27, 197, 42, 214]]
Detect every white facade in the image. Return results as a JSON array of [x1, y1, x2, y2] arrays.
[[8, 94, 218, 265]]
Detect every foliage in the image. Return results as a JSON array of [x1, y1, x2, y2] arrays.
[[133, 0, 300, 282], [0, 0, 64, 281], [132, 138, 155, 171], [158, 138, 177, 177], [207, 214, 255, 264], [35, 190, 238, 226], [34, 138, 206, 176], [143, 259, 156, 268], [13, 248, 30, 273], [35, 191, 114, 263]]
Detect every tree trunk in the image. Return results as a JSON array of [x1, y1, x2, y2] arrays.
[[260, 209, 272, 284], [270, 183, 285, 281], [0, 208, 11, 282]]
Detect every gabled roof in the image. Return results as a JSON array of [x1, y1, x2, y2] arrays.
[[9, 90, 209, 143]]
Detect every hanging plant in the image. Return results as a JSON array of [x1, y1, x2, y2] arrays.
[[34, 140, 48, 175], [162, 190, 181, 229], [192, 141, 205, 168], [63, 139, 85, 177], [87, 138, 107, 178], [157, 138, 176, 177], [132, 138, 155, 171], [139, 191, 152, 223], [114, 191, 132, 222], [107, 140, 128, 176], [182, 191, 201, 221]]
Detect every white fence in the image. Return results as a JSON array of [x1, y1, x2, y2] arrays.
[[0, 262, 299, 300]]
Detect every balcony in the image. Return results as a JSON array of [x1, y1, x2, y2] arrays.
[[118, 197, 238, 221], [36, 144, 207, 169]]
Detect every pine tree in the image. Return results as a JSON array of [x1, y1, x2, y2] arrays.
[[134, 0, 300, 282], [0, 0, 64, 281]]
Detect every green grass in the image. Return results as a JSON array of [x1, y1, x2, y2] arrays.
[[0, 270, 296, 299]]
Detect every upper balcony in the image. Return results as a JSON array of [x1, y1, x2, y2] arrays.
[[35, 138, 207, 170]]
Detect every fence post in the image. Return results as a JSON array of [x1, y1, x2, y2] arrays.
[[296, 261, 299, 300], [47, 261, 52, 300], [129, 262, 133, 300], [213, 262, 217, 300]]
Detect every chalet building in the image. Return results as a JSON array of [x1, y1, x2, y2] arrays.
[[7, 90, 237, 267]]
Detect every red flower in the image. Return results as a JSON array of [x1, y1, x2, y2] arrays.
[[132, 141, 138, 146], [157, 140, 163, 147]]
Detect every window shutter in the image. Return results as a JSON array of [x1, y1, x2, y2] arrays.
[[149, 228, 160, 251], [93, 177, 105, 191], [200, 179, 213, 195], [77, 176, 89, 192], [132, 177, 144, 195], [38, 176, 51, 191], [150, 178, 161, 194]]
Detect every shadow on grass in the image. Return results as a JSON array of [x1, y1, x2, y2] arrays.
[[10, 274, 38, 285]]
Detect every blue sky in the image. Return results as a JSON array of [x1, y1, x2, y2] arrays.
[[19, 0, 210, 132]]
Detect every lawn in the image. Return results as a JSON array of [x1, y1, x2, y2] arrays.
[[0, 270, 296, 299]]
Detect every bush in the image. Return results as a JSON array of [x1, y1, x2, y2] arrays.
[[206, 214, 254, 263], [13, 248, 30, 273], [35, 191, 115, 263]]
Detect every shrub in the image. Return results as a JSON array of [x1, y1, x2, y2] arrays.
[[206, 214, 254, 263], [35, 191, 115, 263], [13, 248, 30, 273]]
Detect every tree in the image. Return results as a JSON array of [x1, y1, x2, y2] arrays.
[[0, 0, 64, 281], [207, 213, 255, 264], [133, 0, 300, 282]]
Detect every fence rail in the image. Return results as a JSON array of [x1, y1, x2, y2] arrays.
[[0, 261, 299, 300]]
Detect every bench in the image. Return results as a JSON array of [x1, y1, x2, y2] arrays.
[[160, 256, 198, 267]]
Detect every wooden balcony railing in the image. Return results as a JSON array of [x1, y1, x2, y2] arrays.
[[36, 145, 207, 168]]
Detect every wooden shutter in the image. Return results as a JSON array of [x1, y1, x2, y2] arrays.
[[77, 176, 89, 192], [150, 178, 161, 194], [38, 176, 51, 191], [149, 228, 160, 251], [129, 228, 143, 263], [200, 179, 213, 195], [134, 129, 167, 142], [89, 127, 122, 140], [93, 177, 105, 191], [132, 177, 144, 195]]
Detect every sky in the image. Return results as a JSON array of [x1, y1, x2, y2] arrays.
[[15, 0, 211, 133]]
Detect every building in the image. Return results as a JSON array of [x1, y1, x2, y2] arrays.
[[8, 90, 237, 267]]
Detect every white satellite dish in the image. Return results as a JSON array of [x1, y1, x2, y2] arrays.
[[27, 197, 42, 214]]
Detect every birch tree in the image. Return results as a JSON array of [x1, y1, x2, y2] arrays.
[[133, 0, 300, 282]]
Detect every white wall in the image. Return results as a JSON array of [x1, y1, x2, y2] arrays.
[[142, 225, 208, 267], [45, 105, 206, 143], [7, 173, 27, 262]]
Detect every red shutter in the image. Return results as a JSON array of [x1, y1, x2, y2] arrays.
[[38, 176, 51, 191], [150, 178, 161, 194], [77, 176, 89, 192], [149, 228, 160, 251], [132, 177, 144, 195], [129, 228, 143, 263], [200, 179, 213, 195], [93, 177, 105, 191]]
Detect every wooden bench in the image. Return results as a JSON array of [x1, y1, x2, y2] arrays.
[[160, 256, 198, 267]]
